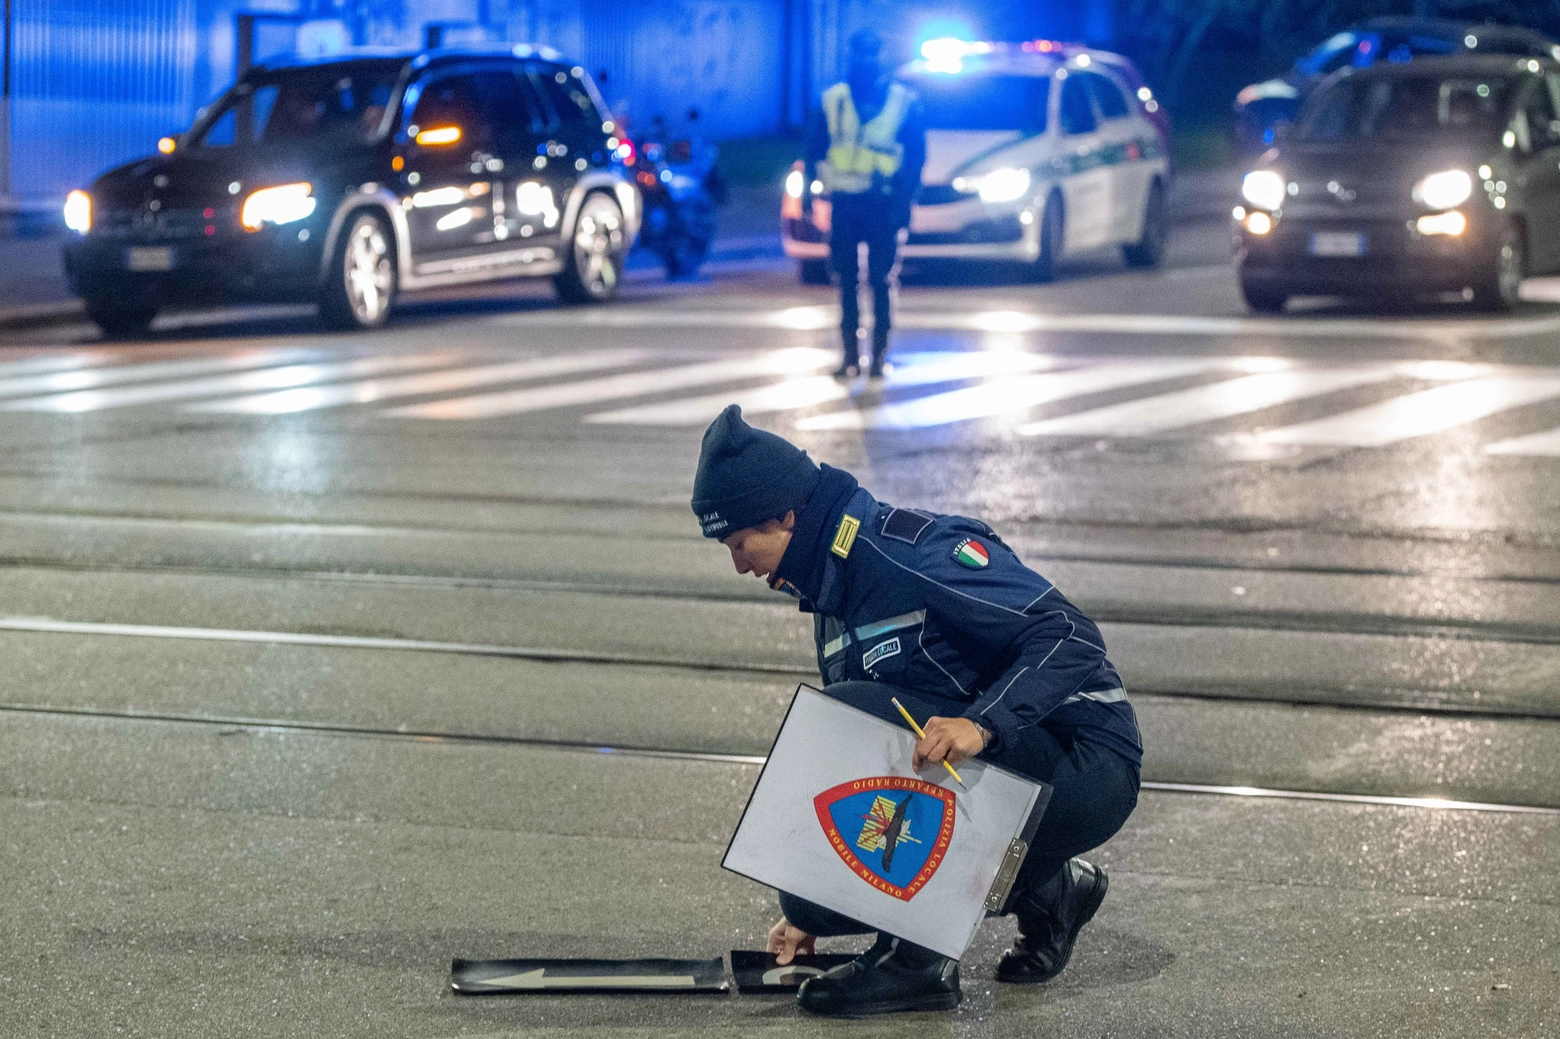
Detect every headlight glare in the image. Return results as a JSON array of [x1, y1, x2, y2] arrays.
[[954, 167, 1030, 204], [1241, 170, 1286, 211], [240, 183, 316, 231], [64, 190, 92, 234], [1412, 169, 1472, 210]]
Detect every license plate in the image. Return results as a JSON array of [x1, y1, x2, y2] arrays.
[[126, 246, 175, 272], [1309, 231, 1365, 257]]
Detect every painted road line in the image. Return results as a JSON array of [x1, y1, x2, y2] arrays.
[[587, 374, 850, 426], [583, 351, 1073, 426], [0, 346, 324, 400], [797, 358, 1223, 431], [1137, 781, 1560, 815], [1017, 365, 1410, 438], [1484, 426, 1560, 456], [492, 305, 1560, 343], [1255, 375, 1560, 447], [0, 616, 811, 676], [3, 352, 464, 413], [0, 353, 121, 379], [187, 349, 651, 414], [385, 346, 837, 420]]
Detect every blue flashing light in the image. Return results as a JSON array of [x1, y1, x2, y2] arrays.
[[1262, 128, 1275, 145]]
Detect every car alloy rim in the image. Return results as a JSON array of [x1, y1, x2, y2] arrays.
[[575, 199, 624, 295], [346, 220, 393, 322]]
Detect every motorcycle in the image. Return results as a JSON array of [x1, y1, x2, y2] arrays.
[[629, 123, 723, 278]]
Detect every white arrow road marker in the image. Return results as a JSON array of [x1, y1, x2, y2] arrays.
[[474, 969, 699, 989], [387, 346, 836, 419], [187, 349, 652, 414]]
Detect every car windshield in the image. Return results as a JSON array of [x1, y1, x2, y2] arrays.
[[907, 73, 1050, 133], [191, 61, 403, 152], [1295, 74, 1516, 140]]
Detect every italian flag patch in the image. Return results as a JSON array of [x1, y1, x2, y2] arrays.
[[953, 538, 990, 569]]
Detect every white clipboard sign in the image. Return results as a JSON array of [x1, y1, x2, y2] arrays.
[[722, 685, 1052, 960]]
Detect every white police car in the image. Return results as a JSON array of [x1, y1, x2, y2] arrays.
[[781, 39, 1171, 283]]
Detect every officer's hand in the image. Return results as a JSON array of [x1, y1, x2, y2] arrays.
[[767, 917, 816, 966], [913, 716, 986, 770]]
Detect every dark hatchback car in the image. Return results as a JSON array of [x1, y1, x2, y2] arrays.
[[1233, 55, 1560, 312], [62, 45, 640, 335], [1234, 17, 1559, 152]]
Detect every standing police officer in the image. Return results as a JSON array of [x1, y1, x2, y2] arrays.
[[805, 29, 926, 379], [692, 405, 1141, 1017]]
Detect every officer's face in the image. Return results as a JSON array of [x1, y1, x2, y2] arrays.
[[721, 512, 795, 580]]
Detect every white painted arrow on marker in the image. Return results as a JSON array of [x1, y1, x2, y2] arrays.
[[474, 968, 699, 989]]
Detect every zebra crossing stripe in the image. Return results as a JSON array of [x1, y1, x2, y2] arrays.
[[0, 347, 323, 401], [1255, 375, 1560, 447], [583, 351, 1069, 426], [587, 374, 849, 426], [384, 347, 836, 420], [796, 358, 1222, 431], [2, 352, 462, 412], [187, 349, 652, 414], [1016, 366, 1405, 438], [1484, 426, 1560, 456]]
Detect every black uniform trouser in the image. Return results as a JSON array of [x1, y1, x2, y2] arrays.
[[828, 194, 902, 360], [777, 681, 1140, 945]]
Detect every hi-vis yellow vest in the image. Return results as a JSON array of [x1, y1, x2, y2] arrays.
[[822, 81, 912, 195]]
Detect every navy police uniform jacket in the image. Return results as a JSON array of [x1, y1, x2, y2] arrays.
[[775, 477, 1142, 767]]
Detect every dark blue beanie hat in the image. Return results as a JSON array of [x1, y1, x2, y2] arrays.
[[692, 405, 821, 538]]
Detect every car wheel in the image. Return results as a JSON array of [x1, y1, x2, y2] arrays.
[[1122, 179, 1168, 268], [1472, 221, 1524, 311], [1240, 278, 1288, 314], [1033, 192, 1064, 283], [320, 211, 396, 330], [555, 193, 626, 304], [798, 259, 831, 285], [85, 298, 157, 339]]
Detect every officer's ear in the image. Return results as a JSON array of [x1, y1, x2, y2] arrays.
[[779, 510, 796, 532]]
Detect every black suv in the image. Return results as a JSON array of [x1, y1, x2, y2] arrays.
[[62, 45, 640, 335]]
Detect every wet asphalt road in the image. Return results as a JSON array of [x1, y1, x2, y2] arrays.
[[2, 220, 1558, 1037]]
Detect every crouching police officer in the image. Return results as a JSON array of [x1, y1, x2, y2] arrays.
[[805, 29, 926, 379], [692, 405, 1142, 1017]]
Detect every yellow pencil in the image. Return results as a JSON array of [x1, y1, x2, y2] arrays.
[[891, 697, 965, 785]]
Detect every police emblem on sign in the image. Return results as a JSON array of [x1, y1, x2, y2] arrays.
[[813, 777, 956, 901]]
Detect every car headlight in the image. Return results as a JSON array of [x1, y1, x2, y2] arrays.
[[64, 190, 92, 234], [1241, 170, 1286, 211], [240, 183, 316, 231], [952, 167, 1031, 204], [1412, 169, 1472, 210], [785, 169, 804, 199]]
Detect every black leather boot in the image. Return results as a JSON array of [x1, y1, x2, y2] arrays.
[[996, 858, 1109, 984], [797, 934, 961, 1016], [834, 328, 861, 378], [867, 326, 889, 378]]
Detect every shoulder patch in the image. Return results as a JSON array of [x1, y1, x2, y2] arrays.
[[831, 514, 861, 559], [880, 508, 935, 546], [952, 538, 990, 569]]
